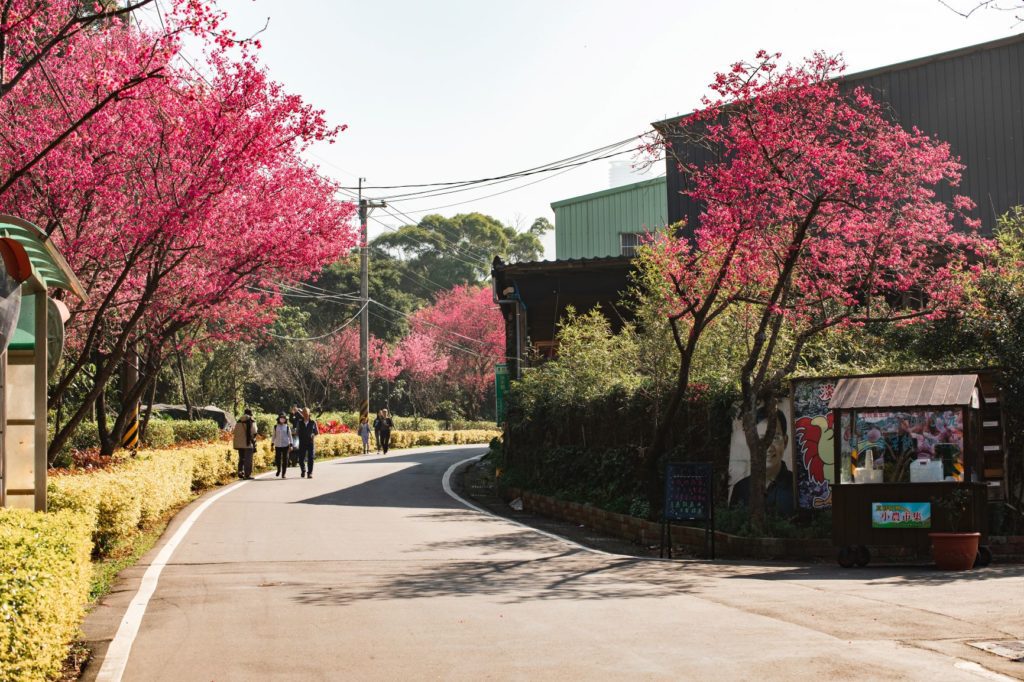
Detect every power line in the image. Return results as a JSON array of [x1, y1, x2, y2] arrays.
[[340, 134, 642, 195], [265, 302, 367, 341], [378, 144, 639, 203], [368, 307, 512, 362], [370, 298, 490, 347], [375, 206, 491, 270]]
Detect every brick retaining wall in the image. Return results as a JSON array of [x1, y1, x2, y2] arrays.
[[501, 487, 1024, 563]]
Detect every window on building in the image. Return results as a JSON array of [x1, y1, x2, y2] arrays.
[[620, 233, 642, 257]]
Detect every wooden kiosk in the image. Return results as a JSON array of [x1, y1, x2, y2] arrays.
[[829, 374, 990, 567], [0, 215, 85, 511]]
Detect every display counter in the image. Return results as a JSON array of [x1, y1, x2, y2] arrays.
[[828, 373, 991, 567]]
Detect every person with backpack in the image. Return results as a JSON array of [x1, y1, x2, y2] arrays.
[[295, 407, 319, 478], [374, 409, 395, 455], [233, 408, 258, 480], [288, 405, 302, 466], [272, 413, 293, 478]]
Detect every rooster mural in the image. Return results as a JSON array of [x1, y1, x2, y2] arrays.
[[793, 381, 836, 510]]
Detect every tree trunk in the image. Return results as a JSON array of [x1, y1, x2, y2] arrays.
[[175, 344, 194, 419], [139, 372, 158, 444]]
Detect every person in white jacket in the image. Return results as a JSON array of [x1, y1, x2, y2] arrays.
[[272, 413, 293, 478]]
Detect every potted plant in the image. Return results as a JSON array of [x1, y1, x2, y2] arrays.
[[930, 487, 979, 570]]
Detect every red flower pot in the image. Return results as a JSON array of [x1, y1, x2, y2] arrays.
[[929, 532, 980, 570]]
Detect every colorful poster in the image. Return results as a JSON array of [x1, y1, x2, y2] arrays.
[[849, 410, 964, 483], [793, 379, 836, 511], [727, 399, 795, 516], [871, 502, 932, 529]]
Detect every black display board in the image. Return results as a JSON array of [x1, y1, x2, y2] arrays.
[[661, 462, 714, 559], [664, 462, 712, 521]]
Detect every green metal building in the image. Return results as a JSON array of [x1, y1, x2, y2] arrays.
[[551, 176, 667, 260]]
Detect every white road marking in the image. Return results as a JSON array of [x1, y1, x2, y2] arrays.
[[96, 478, 253, 682], [954, 660, 1018, 681], [442, 453, 620, 557]]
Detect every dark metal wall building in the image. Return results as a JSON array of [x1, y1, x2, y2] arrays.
[[659, 34, 1024, 234]]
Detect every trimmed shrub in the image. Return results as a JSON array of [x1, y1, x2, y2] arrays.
[[255, 413, 276, 437], [0, 508, 93, 682], [142, 419, 174, 449], [170, 419, 220, 444]]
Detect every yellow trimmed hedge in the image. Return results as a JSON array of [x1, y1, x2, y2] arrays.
[[0, 508, 93, 682], [256, 429, 500, 459], [4, 428, 497, 680]]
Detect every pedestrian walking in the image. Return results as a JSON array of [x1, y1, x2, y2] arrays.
[[272, 413, 292, 478], [295, 407, 319, 478], [357, 417, 371, 454], [375, 409, 395, 455], [288, 405, 302, 466], [233, 408, 257, 479], [373, 409, 382, 453]]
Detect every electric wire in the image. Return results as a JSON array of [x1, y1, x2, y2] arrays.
[[340, 135, 642, 196], [369, 298, 490, 347], [265, 302, 368, 341], [378, 144, 640, 203]]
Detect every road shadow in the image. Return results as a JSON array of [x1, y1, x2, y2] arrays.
[[293, 448, 479, 509], [732, 562, 1024, 585], [291, 550, 702, 607]]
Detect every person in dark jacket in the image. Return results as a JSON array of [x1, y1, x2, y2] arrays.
[[295, 407, 319, 478], [373, 409, 383, 454], [374, 409, 395, 455], [288, 405, 302, 466]]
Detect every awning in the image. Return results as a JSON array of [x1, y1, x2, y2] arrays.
[[0, 214, 86, 300], [829, 374, 982, 410]]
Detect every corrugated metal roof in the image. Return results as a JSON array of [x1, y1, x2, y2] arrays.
[[829, 374, 981, 410]]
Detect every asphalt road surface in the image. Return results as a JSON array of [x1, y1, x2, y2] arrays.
[[83, 445, 1024, 681]]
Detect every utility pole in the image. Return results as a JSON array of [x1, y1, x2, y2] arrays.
[[357, 178, 385, 428]]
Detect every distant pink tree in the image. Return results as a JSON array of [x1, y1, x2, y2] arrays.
[[411, 285, 503, 418], [396, 332, 448, 417]]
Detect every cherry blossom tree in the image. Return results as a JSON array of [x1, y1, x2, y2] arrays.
[[410, 284, 503, 418], [395, 332, 448, 418], [0, 0, 221, 198], [1, 28, 357, 457], [647, 51, 987, 528]]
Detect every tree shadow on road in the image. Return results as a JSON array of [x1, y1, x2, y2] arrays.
[[291, 550, 702, 608], [731, 563, 1024, 585]]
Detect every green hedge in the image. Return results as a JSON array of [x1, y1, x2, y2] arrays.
[[169, 419, 220, 443], [142, 419, 174, 449], [0, 508, 93, 682]]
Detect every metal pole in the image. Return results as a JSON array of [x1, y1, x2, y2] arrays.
[[33, 292, 46, 511], [359, 178, 370, 427]]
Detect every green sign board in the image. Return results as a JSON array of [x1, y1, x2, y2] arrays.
[[871, 502, 932, 529], [495, 363, 510, 426]]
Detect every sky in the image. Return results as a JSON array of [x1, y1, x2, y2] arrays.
[[183, 0, 1018, 258]]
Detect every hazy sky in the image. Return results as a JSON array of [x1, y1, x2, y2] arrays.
[[183, 0, 1017, 257]]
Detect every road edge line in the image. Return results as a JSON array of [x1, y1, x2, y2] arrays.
[[442, 454, 621, 558], [94, 479, 251, 682]]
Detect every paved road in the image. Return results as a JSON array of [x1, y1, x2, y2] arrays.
[[83, 445, 1024, 681]]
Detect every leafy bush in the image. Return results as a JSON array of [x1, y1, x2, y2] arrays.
[[0, 508, 93, 682], [255, 413, 276, 437], [170, 419, 220, 444], [142, 419, 174, 449]]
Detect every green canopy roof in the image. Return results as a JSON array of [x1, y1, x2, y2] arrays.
[[0, 214, 86, 300]]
